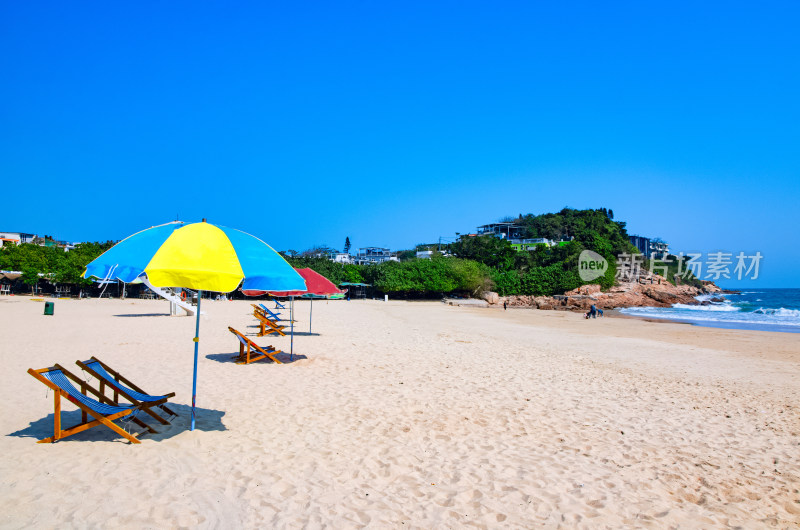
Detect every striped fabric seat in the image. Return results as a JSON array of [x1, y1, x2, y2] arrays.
[[82, 360, 168, 403], [41, 369, 132, 415], [258, 304, 284, 321]]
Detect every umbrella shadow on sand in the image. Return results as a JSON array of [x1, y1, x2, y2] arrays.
[[8, 403, 226, 444], [206, 351, 308, 364]]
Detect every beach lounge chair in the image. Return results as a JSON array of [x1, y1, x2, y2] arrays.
[[273, 299, 286, 310], [228, 326, 283, 364], [28, 364, 155, 443], [253, 308, 287, 337], [253, 303, 295, 323], [252, 303, 280, 321], [76, 357, 176, 426], [257, 303, 287, 321]]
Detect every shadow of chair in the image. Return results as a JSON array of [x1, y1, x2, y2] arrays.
[[205, 352, 308, 364], [9, 403, 227, 444]]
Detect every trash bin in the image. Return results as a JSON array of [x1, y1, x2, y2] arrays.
[[44, 301, 54, 315]]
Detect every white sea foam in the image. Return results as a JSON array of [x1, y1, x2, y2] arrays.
[[621, 305, 800, 328], [754, 307, 800, 317], [672, 303, 740, 312]]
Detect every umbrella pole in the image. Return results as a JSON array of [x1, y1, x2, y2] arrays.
[[309, 298, 313, 334], [191, 290, 202, 431], [290, 296, 294, 361]]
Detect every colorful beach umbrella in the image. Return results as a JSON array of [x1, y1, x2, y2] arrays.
[[84, 220, 305, 430]]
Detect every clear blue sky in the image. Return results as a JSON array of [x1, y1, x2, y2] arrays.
[[2, 2, 798, 287]]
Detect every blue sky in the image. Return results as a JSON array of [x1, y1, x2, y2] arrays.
[[2, 2, 798, 287]]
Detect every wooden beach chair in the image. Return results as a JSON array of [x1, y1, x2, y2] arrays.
[[28, 364, 155, 443], [256, 303, 287, 321], [252, 303, 279, 321], [76, 357, 176, 426], [228, 326, 283, 364], [254, 303, 295, 323], [253, 308, 287, 337]]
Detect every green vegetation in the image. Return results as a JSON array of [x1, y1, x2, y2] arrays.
[[0, 242, 114, 292], [364, 258, 489, 296], [284, 255, 489, 297]]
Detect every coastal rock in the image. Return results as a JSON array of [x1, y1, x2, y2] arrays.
[[482, 291, 500, 305], [641, 287, 683, 305], [701, 281, 723, 294], [499, 275, 719, 311], [566, 284, 602, 296]]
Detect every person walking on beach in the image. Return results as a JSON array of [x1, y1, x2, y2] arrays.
[[503, 300, 508, 311], [589, 304, 597, 319]]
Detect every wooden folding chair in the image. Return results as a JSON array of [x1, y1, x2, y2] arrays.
[[253, 308, 287, 337], [255, 303, 290, 322], [228, 326, 283, 364], [76, 357, 177, 426], [28, 365, 154, 443]]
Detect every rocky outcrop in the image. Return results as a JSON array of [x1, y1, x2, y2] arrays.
[[701, 281, 723, 293], [494, 276, 721, 311], [481, 291, 500, 305]]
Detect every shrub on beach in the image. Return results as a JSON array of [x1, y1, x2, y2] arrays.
[[363, 257, 490, 297]]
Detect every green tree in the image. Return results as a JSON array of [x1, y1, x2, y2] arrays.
[[449, 235, 516, 271]]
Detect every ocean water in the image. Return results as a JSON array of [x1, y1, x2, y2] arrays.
[[619, 288, 800, 333]]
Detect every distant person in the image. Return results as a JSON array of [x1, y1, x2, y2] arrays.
[[589, 305, 597, 319], [503, 300, 508, 311]]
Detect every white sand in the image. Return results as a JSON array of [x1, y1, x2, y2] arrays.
[[0, 296, 798, 528]]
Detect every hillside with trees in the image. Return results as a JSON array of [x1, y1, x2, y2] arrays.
[[450, 208, 635, 296]]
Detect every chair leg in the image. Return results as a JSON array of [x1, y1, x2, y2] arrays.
[[81, 387, 87, 424], [53, 392, 61, 442]]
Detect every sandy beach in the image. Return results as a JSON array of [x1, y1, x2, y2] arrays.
[[0, 295, 798, 528]]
